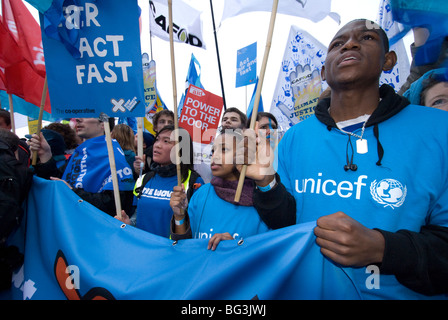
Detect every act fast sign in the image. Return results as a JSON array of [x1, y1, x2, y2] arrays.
[[41, 0, 145, 118]]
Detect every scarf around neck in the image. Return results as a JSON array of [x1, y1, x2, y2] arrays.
[[150, 162, 177, 177], [211, 176, 254, 206]]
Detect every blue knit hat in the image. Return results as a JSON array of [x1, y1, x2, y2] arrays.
[[403, 68, 448, 105]]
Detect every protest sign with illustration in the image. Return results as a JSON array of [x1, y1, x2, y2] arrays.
[[270, 26, 327, 130]]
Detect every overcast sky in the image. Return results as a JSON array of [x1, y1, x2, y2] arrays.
[[15, 0, 412, 136], [137, 0, 412, 112]]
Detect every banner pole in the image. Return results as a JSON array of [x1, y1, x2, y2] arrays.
[[8, 94, 15, 133], [168, 0, 182, 188], [100, 113, 122, 219], [234, 0, 278, 202], [137, 117, 144, 158], [32, 76, 48, 166], [137, 117, 144, 178], [209, 0, 227, 110]]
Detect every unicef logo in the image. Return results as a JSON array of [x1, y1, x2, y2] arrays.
[[370, 179, 407, 209]]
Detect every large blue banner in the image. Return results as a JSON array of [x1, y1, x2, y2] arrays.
[[40, 0, 145, 118], [4, 177, 362, 300]]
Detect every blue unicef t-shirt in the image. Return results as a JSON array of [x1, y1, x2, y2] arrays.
[[187, 184, 269, 241]]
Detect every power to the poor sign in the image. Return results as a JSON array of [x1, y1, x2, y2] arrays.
[[179, 85, 223, 144]]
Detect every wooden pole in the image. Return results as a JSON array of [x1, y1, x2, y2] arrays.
[[101, 113, 122, 219], [32, 76, 48, 166], [137, 117, 144, 158], [234, 0, 279, 202], [8, 94, 15, 133], [137, 117, 144, 177], [168, 0, 182, 188]]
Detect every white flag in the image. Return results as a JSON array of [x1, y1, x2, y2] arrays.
[[221, 0, 333, 23], [149, 0, 206, 49]]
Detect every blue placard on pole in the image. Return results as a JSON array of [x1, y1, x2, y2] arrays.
[[236, 42, 257, 88], [40, 0, 145, 118]]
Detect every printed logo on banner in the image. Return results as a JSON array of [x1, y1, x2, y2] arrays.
[[149, 0, 206, 49], [189, 85, 205, 97], [41, 0, 145, 118]]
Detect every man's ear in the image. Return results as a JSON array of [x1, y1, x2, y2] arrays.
[[382, 51, 397, 72], [321, 65, 326, 81]]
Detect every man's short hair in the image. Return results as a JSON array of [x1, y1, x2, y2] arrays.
[[255, 112, 278, 129], [153, 109, 174, 130], [0, 128, 19, 152], [351, 19, 390, 53], [223, 107, 248, 129], [0, 109, 11, 127]]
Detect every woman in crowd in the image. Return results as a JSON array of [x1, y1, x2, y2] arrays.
[[116, 125, 203, 238], [404, 67, 448, 111], [170, 129, 270, 250], [111, 124, 136, 169]]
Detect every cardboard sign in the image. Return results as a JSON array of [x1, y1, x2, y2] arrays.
[[179, 85, 223, 144], [236, 42, 257, 88]]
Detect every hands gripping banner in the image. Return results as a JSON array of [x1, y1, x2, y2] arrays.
[[4, 177, 361, 300], [3, 177, 443, 300], [40, 0, 145, 118]]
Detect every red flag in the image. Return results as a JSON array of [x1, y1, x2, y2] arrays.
[[0, 18, 21, 66], [0, 67, 6, 91], [0, 0, 50, 113], [2, 0, 45, 76]]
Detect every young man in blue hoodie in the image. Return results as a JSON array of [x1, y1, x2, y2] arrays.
[[249, 19, 448, 299]]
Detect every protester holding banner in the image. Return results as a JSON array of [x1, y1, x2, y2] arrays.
[[29, 117, 135, 217], [0, 129, 32, 290], [117, 125, 203, 238], [27, 129, 68, 172], [170, 129, 269, 250], [247, 19, 448, 298]]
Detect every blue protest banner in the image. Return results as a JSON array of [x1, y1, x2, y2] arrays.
[[236, 42, 257, 88], [4, 177, 362, 300], [40, 0, 145, 118], [3, 177, 444, 300]]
